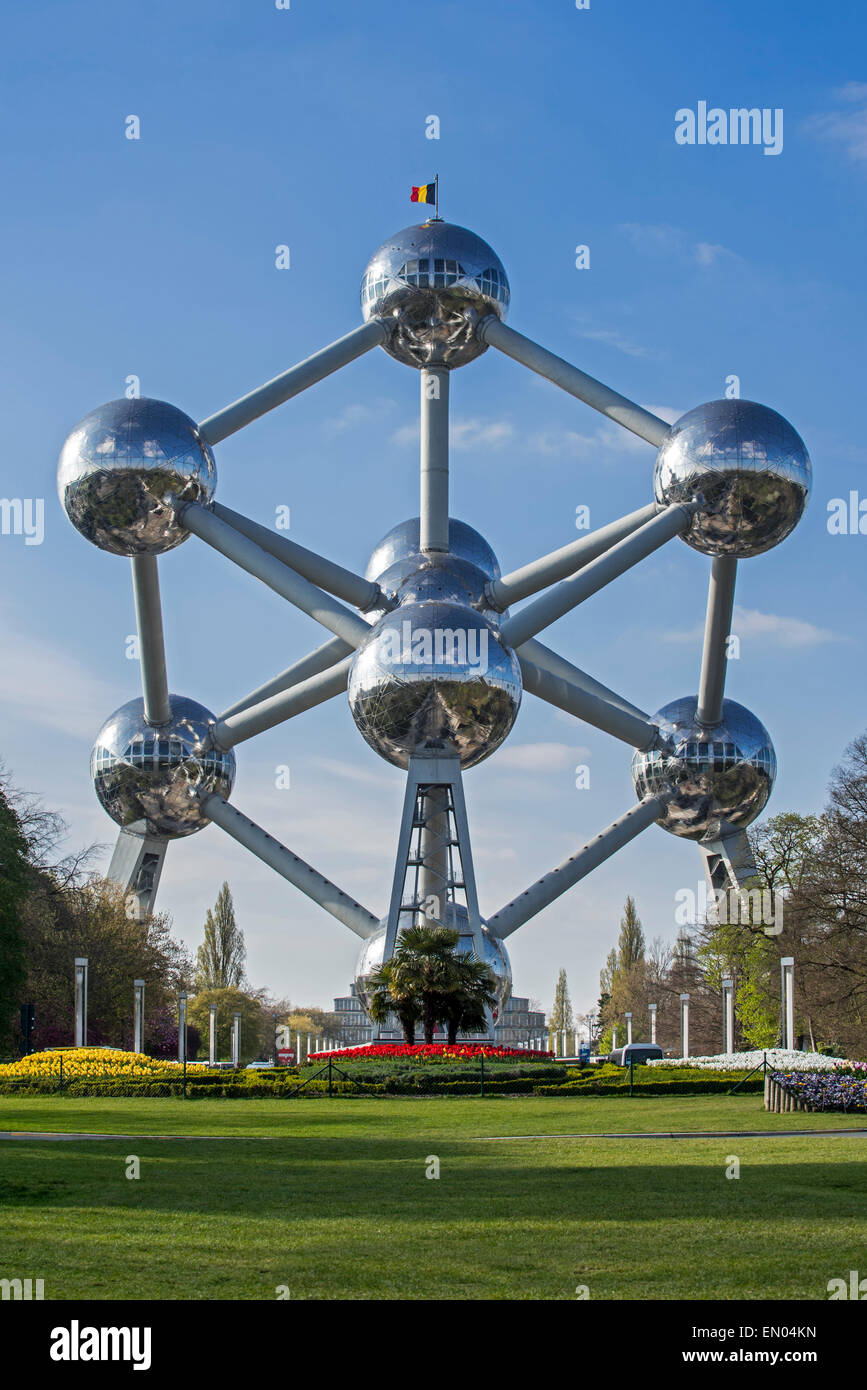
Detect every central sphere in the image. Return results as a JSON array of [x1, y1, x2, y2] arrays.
[[354, 904, 513, 1022], [91, 695, 235, 838], [350, 519, 520, 769], [630, 696, 776, 842], [361, 221, 510, 368]]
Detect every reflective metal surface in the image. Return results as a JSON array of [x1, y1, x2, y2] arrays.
[[58, 398, 216, 556], [348, 600, 521, 770], [354, 904, 513, 1016], [91, 695, 235, 838], [365, 517, 501, 586], [361, 222, 509, 368], [631, 696, 776, 841], [654, 399, 810, 557]]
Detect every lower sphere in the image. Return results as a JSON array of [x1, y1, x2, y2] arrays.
[[91, 695, 235, 838], [630, 695, 776, 841]]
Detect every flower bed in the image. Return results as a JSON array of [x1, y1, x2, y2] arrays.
[[306, 1043, 554, 1063], [0, 1048, 196, 1080], [770, 1070, 867, 1113], [645, 1049, 852, 1073]]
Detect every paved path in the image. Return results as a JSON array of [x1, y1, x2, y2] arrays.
[[1, 1127, 866, 1142]]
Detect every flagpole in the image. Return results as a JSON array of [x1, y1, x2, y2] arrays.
[[435, 173, 439, 219]]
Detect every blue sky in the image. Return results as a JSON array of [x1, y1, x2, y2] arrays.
[[1, 0, 865, 1018]]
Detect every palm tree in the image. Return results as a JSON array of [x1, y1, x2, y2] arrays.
[[438, 956, 499, 1045], [394, 924, 464, 1043], [365, 957, 421, 1044]]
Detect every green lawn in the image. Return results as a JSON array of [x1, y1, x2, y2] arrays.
[[1, 1094, 865, 1300]]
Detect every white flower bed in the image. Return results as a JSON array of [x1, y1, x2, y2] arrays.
[[645, 1049, 848, 1072]]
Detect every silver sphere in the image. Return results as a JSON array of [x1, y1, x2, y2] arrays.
[[631, 696, 776, 842], [58, 397, 216, 556], [91, 695, 235, 838], [348, 600, 521, 770], [355, 904, 513, 1021], [361, 221, 510, 369], [654, 399, 811, 557], [366, 516, 501, 588]]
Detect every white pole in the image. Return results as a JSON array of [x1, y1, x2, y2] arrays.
[[781, 957, 795, 1050], [649, 1003, 657, 1045], [680, 993, 690, 1058], [74, 957, 88, 1047], [722, 977, 734, 1053], [296, 1030, 301, 1063], [625, 1012, 633, 1045], [232, 1012, 242, 1066], [209, 1004, 218, 1065], [612, 1027, 618, 1051], [178, 993, 188, 1063], [133, 979, 145, 1055]]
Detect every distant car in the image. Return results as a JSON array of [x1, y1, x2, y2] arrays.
[[244, 1060, 275, 1070], [608, 1043, 664, 1066]]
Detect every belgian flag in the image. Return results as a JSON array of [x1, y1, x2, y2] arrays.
[[411, 182, 436, 205]]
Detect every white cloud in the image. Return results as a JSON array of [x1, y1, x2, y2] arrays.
[[619, 221, 740, 267], [528, 403, 680, 460], [662, 604, 838, 649], [390, 418, 514, 449], [323, 399, 397, 435], [572, 320, 647, 359], [806, 84, 867, 162], [493, 741, 590, 773], [0, 606, 122, 739]]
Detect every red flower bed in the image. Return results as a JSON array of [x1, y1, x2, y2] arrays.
[[307, 1043, 554, 1062]]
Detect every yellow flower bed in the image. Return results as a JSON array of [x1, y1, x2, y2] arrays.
[[0, 1048, 183, 1079]]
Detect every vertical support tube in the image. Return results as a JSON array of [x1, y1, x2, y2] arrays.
[[209, 1005, 218, 1066], [696, 556, 738, 727], [131, 555, 172, 726], [649, 1003, 657, 1045], [232, 1012, 242, 1067], [680, 993, 690, 1058], [133, 979, 145, 1055], [625, 1012, 633, 1045], [418, 786, 450, 924], [74, 958, 88, 1047], [420, 367, 450, 552]]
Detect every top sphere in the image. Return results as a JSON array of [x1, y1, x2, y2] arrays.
[[58, 397, 216, 556], [654, 399, 811, 557], [361, 221, 509, 368]]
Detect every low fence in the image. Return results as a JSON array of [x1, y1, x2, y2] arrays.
[[764, 1073, 810, 1113]]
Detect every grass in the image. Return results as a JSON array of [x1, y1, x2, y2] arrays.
[[1, 1094, 865, 1300]]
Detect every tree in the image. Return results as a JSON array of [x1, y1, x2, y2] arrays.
[[438, 956, 498, 1044], [366, 959, 422, 1044], [195, 882, 246, 990], [617, 897, 645, 972], [366, 925, 498, 1044], [186, 987, 269, 1064], [550, 968, 574, 1032], [0, 776, 30, 1050]]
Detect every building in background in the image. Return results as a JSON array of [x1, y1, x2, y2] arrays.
[[330, 983, 547, 1048]]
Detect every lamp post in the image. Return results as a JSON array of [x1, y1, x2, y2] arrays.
[[231, 1011, 242, 1067], [178, 992, 188, 1063], [133, 979, 145, 1055], [680, 993, 690, 1059], [649, 1002, 657, 1045], [74, 958, 88, 1047], [625, 1011, 633, 1045], [722, 976, 734, 1054], [781, 957, 795, 1050], [209, 1004, 218, 1065]]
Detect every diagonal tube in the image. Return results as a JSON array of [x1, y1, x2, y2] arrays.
[[487, 502, 661, 611], [517, 638, 649, 722], [198, 320, 388, 444], [486, 797, 666, 939], [130, 555, 171, 726], [477, 317, 671, 446], [696, 556, 738, 727], [518, 654, 662, 750], [202, 794, 380, 940], [219, 635, 353, 721], [211, 656, 352, 749], [177, 501, 371, 648], [501, 503, 694, 648], [212, 503, 384, 611]]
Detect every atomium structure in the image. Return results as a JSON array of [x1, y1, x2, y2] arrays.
[[58, 216, 812, 1037]]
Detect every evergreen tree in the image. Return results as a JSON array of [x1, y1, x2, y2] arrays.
[[617, 896, 645, 971], [0, 778, 30, 1049], [195, 882, 246, 989], [550, 967, 574, 1031]]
